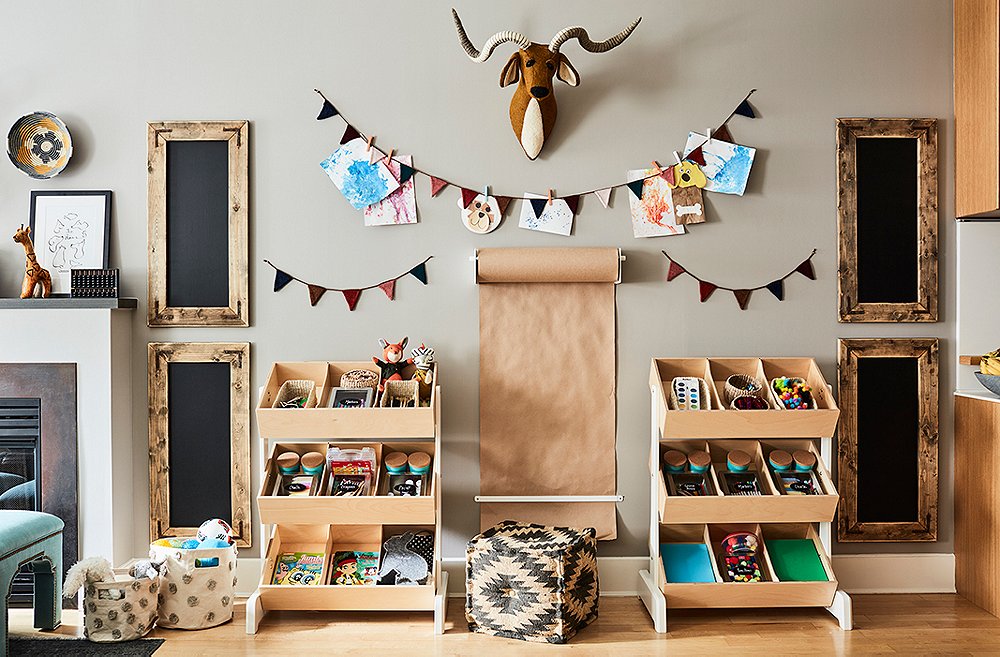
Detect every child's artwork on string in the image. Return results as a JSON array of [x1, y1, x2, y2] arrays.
[[683, 132, 755, 196], [320, 137, 400, 210], [626, 168, 685, 238]]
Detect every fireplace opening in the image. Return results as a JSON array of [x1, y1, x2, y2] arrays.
[[0, 399, 43, 604]]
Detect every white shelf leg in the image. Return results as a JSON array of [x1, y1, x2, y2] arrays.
[[434, 570, 449, 635], [639, 569, 667, 633], [826, 589, 853, 630], [245, 589, 264, 634]]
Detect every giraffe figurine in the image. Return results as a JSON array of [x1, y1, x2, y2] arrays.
[[13, 225, 52, 298]]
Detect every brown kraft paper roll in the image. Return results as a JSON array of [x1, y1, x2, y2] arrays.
[[478, 247, 620, 539]]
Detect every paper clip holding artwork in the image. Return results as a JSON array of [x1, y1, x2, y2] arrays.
[[683, 132, 756, 196], [518, 192, 574, 236], [626, 168, 685, 238], [320, 137, 400, 210], [364, 155, 417, 226]]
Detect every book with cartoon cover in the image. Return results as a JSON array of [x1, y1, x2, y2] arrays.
[[331, 550, 380, 585], [271, 552, 324, 586]]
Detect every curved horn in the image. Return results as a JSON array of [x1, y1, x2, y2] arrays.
[[548, 17, 641, 54], [451, 8, 530, 62]]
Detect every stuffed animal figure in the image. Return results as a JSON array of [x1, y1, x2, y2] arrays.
[[410, 343, 435, 403], [373, 337, 413, 392], [377, 532, 429, 585], [64, 557, 116, 599]]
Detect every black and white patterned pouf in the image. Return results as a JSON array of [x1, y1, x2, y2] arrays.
[[465, 521, 599, 644]]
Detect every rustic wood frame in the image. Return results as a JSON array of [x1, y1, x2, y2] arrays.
[[836, 118, 938, 322], [148, 342, 251, 547], [837, 338, 939, 542], [147, 121, 248, 327]]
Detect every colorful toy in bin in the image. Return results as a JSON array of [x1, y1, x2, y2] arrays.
[[772, 376, 814, 410], [410, 343, 436, 404], [197, 518, 235, 546], [720, 531, 763, 583]]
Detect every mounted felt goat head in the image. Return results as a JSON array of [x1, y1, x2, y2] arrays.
[[451, 9, 641, 160]]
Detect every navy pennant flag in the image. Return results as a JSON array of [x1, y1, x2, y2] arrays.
[[529, 197, 548, 219], [766, 280, 784, 301], [273, 269, 293, 292], [398, 162, 415, 184], [626, 179, 645, 200], [734, 99, 756, 118], [409, 262, 428, 284]]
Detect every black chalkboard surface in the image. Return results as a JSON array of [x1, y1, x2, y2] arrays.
[[166, 140, 230, 308], [855, 356, 919, 523], [167, 361, 232, 527], [855, 137, 919, 304]]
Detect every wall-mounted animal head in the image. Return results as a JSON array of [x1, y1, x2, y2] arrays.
[[451, 9, 641, 160]]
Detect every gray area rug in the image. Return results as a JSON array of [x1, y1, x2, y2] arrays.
[[9, 637, 163, 656]]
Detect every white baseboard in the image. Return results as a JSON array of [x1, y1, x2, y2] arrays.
[[234, 552, 955, 598]]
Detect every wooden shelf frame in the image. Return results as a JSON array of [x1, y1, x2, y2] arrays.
[[638, 357, 853, 633], [246, 370, 447, 635]]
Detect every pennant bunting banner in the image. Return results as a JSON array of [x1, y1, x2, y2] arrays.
[[626, 179, 645, 200], [686, 145, 706, 166], [342, 289, 362, 311], [429, 176, 449, 197], [699, 281, 717, 303], [340, 124, 361, 145], [461, 188, 479, 208], [594, 188, 612, 208], [308, 284, 326, 307], [733, 289, 752, 310], [265, 256, 432, 311], [529, 197, 548, 219], [398, 162, 415, 184], [273, 268, 293, 292], [315, 88, 759, 226], [666, 260, 686, 281], [409, 262, 428, 284], [734, 99, 756, 118], [662, 248, 817, 310]]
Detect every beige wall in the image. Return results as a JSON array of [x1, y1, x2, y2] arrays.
[[0, 1, 954, 560]]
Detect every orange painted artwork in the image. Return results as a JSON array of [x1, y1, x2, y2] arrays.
[[626, 167, 685, 238]]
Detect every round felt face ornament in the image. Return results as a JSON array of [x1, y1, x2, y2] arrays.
[[459, 194, 501, 234]]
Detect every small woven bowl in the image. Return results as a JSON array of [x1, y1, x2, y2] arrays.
[[725, 374, 764, 404]]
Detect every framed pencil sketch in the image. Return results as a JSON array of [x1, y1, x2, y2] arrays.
[[148, 342, 251, 547], [147, 120, 248, 326], [29, 190, 111, 296], [836, 118, 938, 322], [837, 338, 939, 542]]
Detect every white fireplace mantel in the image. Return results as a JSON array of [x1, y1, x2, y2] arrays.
[[0, 302, 135, 564]]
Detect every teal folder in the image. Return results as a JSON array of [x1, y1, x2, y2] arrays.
[[660, 542, 716, 583]]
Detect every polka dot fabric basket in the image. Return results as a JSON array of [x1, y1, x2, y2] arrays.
[[82, 575, 159, 642], [149, 541, 237, 630]]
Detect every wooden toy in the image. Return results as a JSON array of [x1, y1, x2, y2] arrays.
[[13, 224, 52, 298]]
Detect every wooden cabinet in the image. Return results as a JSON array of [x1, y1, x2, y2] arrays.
[[955, 393, 1000, 616], [955, 0, 1000, 218]]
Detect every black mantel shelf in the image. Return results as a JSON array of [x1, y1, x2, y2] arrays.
[[0, 297, 137, 310]]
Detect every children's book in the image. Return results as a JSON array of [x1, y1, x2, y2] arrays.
[[660, 543, 716, 583], [331, 550, 380, 585], [271, 552, 324, 586], [766, 539, 828, 582]]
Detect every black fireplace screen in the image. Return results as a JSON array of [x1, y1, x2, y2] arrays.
[[0, 399, 42, 604]]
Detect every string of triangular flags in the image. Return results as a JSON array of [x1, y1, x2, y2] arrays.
[[662, 249, 817, 310], [265, 256, 432, 311], [314, 88, 758, 235]]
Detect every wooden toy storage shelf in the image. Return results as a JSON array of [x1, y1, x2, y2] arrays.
[[246, 361, 447, 635], [639, 358, 853, 633]]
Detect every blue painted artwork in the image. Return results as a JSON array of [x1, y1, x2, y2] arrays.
[[320, 138, 399, 210], [683, 132, 756, 196]]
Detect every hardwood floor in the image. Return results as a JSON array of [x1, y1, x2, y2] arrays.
[[11, 594, 1000, 655]]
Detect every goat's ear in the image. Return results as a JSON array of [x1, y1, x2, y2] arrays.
[[556, 55, 580, 86], [500, 52, 520, 87]]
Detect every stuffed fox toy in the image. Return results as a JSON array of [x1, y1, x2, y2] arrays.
[[373, 337, 413, 392]]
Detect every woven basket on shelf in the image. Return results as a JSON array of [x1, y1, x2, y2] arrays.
[[273, 379, 317, 409], [724, 374, 765, 404], [380, 379, 419, 408], [340, 368, 380, 391], [668, 377, 712, 410]]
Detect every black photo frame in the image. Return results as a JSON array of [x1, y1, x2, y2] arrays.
[[28, 190, 111, 296]]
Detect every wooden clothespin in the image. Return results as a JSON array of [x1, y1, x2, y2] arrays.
[[382, 147, 394, 164], [483, 184, 489, 198], [706, 127, 713, 143], [547, 189, 554, 205], [366, 134, 376, 151], [650, 160, 662, 175], [673, 151, 683, 165]]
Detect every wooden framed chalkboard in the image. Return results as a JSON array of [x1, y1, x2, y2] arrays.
[[148, 342, 251, 547], [147, 121, 248, 327], [837, 338, 939, 542], [836, 118, 938, 322]]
